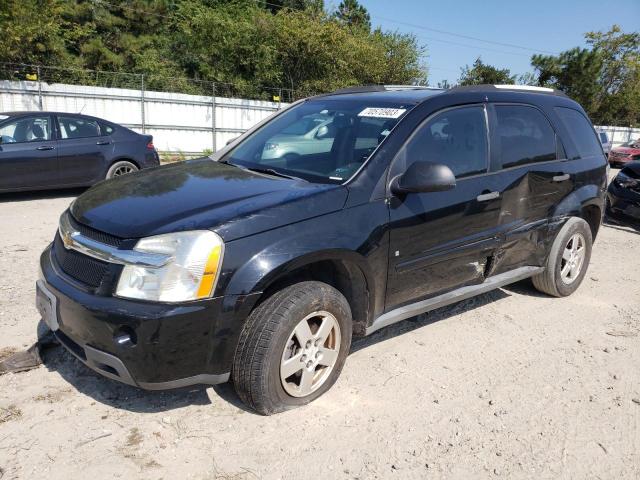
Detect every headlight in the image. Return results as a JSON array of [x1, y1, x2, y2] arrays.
[[264, 142, 279, 151], [116, 230, 224, 302]]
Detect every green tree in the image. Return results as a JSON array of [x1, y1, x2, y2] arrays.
[[458, 57, 516, 86], [262, 0, 324, 14], [531, 25, 639, 125], [335, 0, 370, 32]]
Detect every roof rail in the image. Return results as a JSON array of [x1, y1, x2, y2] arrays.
[[324, 84, 444, 96], [448, 84, 567, 97]]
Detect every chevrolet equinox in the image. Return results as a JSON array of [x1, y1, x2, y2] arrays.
[[36, 85, 608, 415]]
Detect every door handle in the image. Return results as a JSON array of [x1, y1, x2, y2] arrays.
[[36, 145, 54, 151], [552, 173, 570, 182], [476, 191, 500, 202], [96, 140, 111, 145]]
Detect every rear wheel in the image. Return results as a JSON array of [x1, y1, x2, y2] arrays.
[[106, 160, 138, 179], [532, 217, 592, 297], [232, 281, 352, 415]]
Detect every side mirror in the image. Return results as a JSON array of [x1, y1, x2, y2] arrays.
[[391, 161, 456, 195]]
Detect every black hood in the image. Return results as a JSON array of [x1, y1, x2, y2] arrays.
[[70, 159, 348, 241]]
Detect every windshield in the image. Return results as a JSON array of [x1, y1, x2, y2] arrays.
[[223, 98, 414, 183]]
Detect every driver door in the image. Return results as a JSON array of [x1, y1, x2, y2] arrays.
[[0, 115, 59, 191], [385, 105, 503, 310]]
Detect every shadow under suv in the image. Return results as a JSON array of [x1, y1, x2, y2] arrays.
[[36, 85, 608, 415]]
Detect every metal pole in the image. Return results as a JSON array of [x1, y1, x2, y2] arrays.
[[140, 74, 146, 133], [37, 66, 43, 111], [211, 82, 217, 152]]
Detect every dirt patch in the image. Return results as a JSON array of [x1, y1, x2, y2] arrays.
[[0, 183, 638, 479], [0, 405, 22, 424]]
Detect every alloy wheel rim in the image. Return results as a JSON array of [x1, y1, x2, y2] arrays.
[[113, 165, 134, 176], [280, 311, 341, 398], [560, 233, 586, 285]]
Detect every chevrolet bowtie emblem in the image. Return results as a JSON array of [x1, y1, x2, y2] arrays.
[[62, 231, 74, 249]]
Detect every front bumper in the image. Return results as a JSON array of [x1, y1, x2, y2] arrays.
[[39, 245, 258, 390]]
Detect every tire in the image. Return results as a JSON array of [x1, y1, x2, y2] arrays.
[[532, 217, 593, 297], [232, 281, 352, 415], [106, 160, 138, 179]]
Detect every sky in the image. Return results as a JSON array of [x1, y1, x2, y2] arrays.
[[358, 0, 640, 86]]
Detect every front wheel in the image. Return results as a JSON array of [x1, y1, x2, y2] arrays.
[[232, 281, 352, 415], [532, 217, 593, 297]]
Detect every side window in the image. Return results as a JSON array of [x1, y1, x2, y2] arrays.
[[99, 123, 115, 135], [402, 106, 488, 178], [495, 105, 556, 168], [554, 107, 603, 158], [58, 116, 100, 139], [0, 116, 51, 143]]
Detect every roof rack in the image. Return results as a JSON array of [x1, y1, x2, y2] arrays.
[[448, 84, 567, 96], [324, 85, 444, 96]]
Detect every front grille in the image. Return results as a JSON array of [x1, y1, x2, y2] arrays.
[[68, 214, 123, 247], [53, 233, 109, 288]]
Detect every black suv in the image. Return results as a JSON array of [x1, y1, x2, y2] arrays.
[[36, 85, 607, 415]]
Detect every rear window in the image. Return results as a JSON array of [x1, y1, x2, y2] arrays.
[[599, 132, 608, 143], [554, 107, 602, 158], [495, 105, 557, 168]]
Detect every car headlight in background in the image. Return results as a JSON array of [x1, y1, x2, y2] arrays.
[[264, 142, 279, 151], [116, 230, 224, 302]]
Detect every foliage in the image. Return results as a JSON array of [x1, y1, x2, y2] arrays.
[[532, 25, 639, 126], [334, 0, 371, 32], [458, 57, 516, 86], [0, 0, 426, 100]]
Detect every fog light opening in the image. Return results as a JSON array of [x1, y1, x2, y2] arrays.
[[113, 327, 137, 348]]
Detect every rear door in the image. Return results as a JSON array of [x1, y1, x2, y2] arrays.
[[0, 115, 58, 191], [385, 105, 503, 310], [56, 115, 108, 185], [486, 103, 573, 274]]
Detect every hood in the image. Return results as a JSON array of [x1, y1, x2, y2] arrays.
[[71, 158, 348, 241]]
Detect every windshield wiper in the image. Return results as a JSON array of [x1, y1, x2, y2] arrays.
[[244, 166, 306, 182]]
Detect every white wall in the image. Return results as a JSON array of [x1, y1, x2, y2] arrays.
[[2, 79, 637, 152], [0, 80, 288, 153], [595, 125, 640, 147]]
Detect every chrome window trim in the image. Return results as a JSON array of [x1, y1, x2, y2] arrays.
[[58, 213, 170, 268]]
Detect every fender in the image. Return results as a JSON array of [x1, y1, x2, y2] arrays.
[[216, 200, 390, 323]]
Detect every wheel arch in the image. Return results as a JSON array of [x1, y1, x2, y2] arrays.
[[233, 250, 375, 337], [108, 157, 140, 169]]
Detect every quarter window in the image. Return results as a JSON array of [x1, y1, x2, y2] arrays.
[[495, 105, 556, 168], [554, 107, 603, 158], [58, 116, 100, 139], [100, 123, 115, 135], [400, 106, 488, 178], [0, 116, 51, 143]]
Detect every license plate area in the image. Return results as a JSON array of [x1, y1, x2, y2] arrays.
[[36, 280, 59, 331]]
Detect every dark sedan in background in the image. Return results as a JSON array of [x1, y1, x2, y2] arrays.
[[606, 161, 640, 228], [0, 111, 159, 193]]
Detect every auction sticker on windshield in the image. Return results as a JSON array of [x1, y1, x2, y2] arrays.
[[358, 107, 406, 119]]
